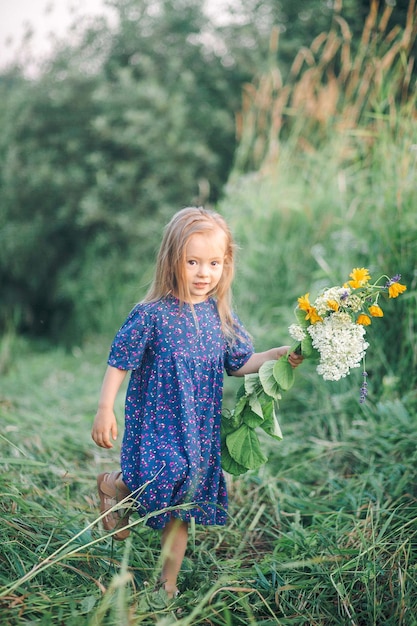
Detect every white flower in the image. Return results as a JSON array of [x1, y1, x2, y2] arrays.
[[307, 313, 369, 381], [288, 324, 306, 342], [313, 286, 363, 315], [314, 287, 347, 315], [343, 293, 362, 312]]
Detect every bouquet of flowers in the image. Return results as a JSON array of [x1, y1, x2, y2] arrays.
[[221, 269, 407, 476]]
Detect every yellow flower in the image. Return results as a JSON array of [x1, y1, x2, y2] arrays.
[[327, 300, 339, 312], [306, 307, 323, 324], [298, 293, 311, 311], [357, 314, 371, 326], [368, 304, 383, 317], [388, 282, 407, 298], [297, 293, 322, 323], [348, 267, 371, 289]]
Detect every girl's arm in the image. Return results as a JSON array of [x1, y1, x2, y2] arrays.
[[91, 365, 128, 449], [232, 346, 302, 377]]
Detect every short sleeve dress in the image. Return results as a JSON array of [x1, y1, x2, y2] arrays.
[[107, 295, 254, 530]]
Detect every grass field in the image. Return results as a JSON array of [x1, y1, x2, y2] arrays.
[[1, 335, 417, 625]]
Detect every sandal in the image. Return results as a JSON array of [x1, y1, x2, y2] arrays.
[[97, 471, 132, 541]]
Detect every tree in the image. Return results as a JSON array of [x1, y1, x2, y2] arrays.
[[1, 0, 414, 343], [0, 0, 242, 341], [209, 0, 416, 81]]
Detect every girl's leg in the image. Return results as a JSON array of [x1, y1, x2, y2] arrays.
[[160, 518, 188, 597]]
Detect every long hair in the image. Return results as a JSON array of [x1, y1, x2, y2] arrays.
[[143, 207, 237, 338]]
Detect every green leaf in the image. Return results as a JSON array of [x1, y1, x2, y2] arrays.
[[273, 358, 295, 391], [248, 392, 264, 419], [295, 307, 310, 328], [221, 414, 237, 438], [235, 383, 245, 400], [289, 341, 302, 354], [243, 407, 264, 428], [221, 438, 248, 475], [260, 400, 283, 440], [301, 334, 315, 358], [244, 373, 261, 395], [259, 360, 283, 400], [226, 424, 268, 470], [233, 392, 249, 423]]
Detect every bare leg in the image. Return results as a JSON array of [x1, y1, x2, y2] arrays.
[[160, 518, 188, 597]]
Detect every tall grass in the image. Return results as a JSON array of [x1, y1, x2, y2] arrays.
[[222, 0, 417, 398], [1, 342, 417, 624], [234, 0, 417, 173], [222, 110, 417, 394]]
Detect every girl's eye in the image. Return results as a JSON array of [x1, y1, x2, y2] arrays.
[[188, 260, 196, 266]]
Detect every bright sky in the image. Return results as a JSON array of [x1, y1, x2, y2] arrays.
[[0, 1, 110, 68], [0, 0, 229, 73]]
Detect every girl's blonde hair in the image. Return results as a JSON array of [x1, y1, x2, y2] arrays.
[[143, 207, 237, 338]]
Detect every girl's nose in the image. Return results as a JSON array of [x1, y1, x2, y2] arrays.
[[198, 264, 209, 276]]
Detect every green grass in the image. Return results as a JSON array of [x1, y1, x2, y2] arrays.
[[1, 338, 417, 625], [220, 108, 417, 400]]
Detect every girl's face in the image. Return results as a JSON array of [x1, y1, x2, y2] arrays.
[[183, 229, 227, 303]]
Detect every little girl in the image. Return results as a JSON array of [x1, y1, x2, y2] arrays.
[[91, 206, 302, 597]]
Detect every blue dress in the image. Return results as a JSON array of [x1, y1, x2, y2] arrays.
[[107, 295, 254, 530]]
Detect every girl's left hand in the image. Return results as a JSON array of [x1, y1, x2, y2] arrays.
[[288, 351, 304, 368]]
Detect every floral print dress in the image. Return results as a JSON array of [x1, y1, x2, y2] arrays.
[[107, 296, 253, 530]]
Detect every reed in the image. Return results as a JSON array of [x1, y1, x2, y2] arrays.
[[234, 0, 417, 174]]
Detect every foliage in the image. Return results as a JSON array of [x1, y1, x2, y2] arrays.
[[222, 112, 417, 399], [1, 340, 417, 624], [222, 268, 409, 475], [219, 1, 417, 399], [1, 0, 416, 345], [221, 365, 284, 475], [211, 0, 415, 82], [233, 0, 417, 173], [0, 0, 241, 343]]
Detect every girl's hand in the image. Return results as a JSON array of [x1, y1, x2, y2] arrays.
[[275, 346, 303, 368], [92, 366, 127, 448], [91, 408, 118, 449], [288, 350, 304, 368]]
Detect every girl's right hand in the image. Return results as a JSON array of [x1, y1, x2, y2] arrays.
[[91, 408, 118, 449]]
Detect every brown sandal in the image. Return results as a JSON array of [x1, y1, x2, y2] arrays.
[[97, 471, 132, 541]]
